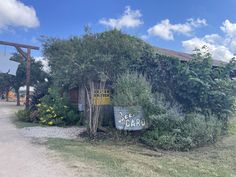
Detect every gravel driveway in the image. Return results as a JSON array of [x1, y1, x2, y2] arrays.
[[0, 102, 78, 177], [21, 126, 86, 139]]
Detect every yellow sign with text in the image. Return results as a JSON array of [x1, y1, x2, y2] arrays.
[[93, 89, 110, 105]]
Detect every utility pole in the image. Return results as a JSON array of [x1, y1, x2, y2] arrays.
[[0, 40, 39, 109]]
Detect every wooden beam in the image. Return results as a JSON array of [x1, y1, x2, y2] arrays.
[[0, 40, 39, 50], [15, 47, 27, 61], [0, 40, 39, 109]]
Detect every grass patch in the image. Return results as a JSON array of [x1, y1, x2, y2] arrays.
[[46, 135, 236, 177], [13, 120, 40, 128], [11, 106, 41, 128], [47, 139, 134, 177], [229, 118, 236, 135]]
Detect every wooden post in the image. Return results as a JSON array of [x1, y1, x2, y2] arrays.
[[25, 48, 31, 109], [0, 40, 39, 109]]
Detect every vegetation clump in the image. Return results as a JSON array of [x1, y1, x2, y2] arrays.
[[113, 72, 152, 107], [39, 30, 236, 150], [37, 88, 80, 126], [139, 49, 236, 151], [141, 99, 223, 151], [16, 87, 80, 126]]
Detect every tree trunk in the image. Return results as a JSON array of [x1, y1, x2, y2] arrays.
[[84, 80, 106, 138], [85, 83, 92, 136], [6, 90, 9, 102], [16, 89, 20, 106]]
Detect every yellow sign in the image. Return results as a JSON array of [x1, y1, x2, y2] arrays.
[[93, 89, 110, 105]]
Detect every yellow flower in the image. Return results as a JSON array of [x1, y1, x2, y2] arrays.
[[48, 121, 54, 126]]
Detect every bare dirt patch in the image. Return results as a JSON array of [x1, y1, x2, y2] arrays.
[[0, 102, 88, 177]]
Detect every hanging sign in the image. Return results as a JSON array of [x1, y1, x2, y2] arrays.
[[93, 89, 111, 105]]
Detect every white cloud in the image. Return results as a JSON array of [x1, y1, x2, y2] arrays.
[[182, 37, 207, 52], [99, 6, 143, 29], [187, 18, 207, 27], [182, 37, 234, 62], [220, 19, 236, 37], [182, 20, 236, 62], [0, 0, 39, 30], [203, 34, 222, 44], [34, 57, 50, 73], [140, 34, 149, 40], [184, 40, 233, 62], [148, 18, 207, 40], [229, 40, 236, 50], [220, 20, 236, 51], [212, 46, 234, 61]]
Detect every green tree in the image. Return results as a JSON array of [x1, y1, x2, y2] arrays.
[[0, 73, 15, 101], [42, 29, 154, 137], [140, 47, 236, 129], [10, 53, 48, 106], [42, 30, 236, 137]]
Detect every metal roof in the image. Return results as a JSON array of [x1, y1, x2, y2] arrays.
[[155, 47, 228, 67]]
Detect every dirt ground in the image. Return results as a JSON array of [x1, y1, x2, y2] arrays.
[[0, 102, 78, 177]]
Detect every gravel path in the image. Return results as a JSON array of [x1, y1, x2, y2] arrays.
[[0, 102, 78, 177], [21, 126, 86, 139]]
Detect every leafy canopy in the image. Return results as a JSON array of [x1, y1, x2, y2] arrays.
[[42, 29, 154, 89]]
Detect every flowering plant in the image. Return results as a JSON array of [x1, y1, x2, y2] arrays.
[[37, 88, 79, 126]]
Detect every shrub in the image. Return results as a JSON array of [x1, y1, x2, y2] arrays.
[[181, 113, 222, 145], [148, 102, 184, 131], [140, 49, 236, 128], [30, 80, 51, 111], [113, 72, 152, 107], [141, 112, 223, 151], [16, 109, 30, 122], [140, 96, 223, 151], [37, 104, 64, 126], [112, 71, 159, 119], [37, 88, 80, 126], [16, 109, 40, 123], [29, 110, 40, 122]]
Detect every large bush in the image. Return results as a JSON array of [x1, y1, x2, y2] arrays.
[[16, 109, 30, 122], [139, 49, 236, 116], [30, 80, 51, 111], [16, 109, 39, 123], [113, 72, 152, 107], [141, 97, 223, 151], [112, 72, 161, 120], [37, 88, 80, 126]]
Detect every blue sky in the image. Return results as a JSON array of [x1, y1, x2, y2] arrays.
[[0, 0, 236, 62]]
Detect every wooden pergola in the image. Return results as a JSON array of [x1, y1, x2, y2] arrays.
[[0, 40, 39, 109]]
